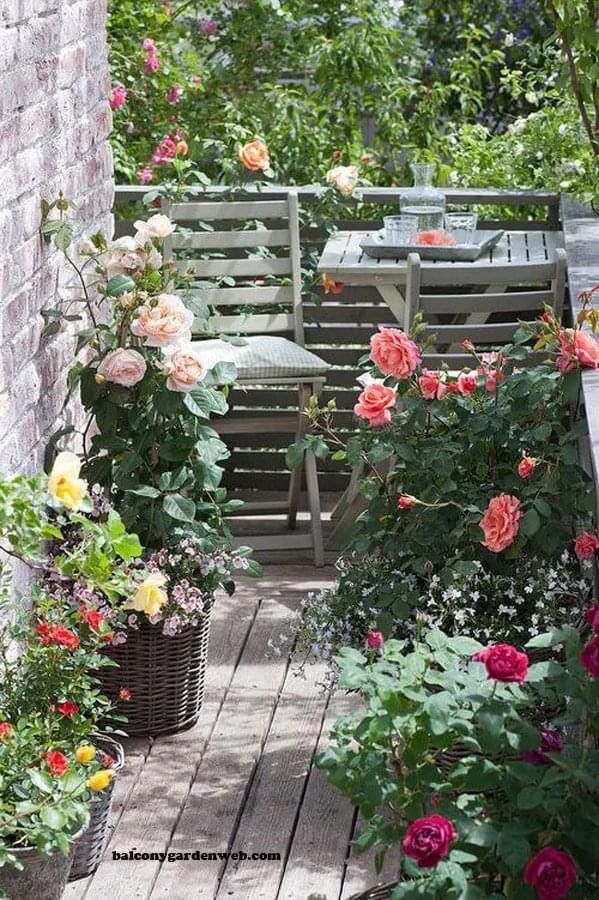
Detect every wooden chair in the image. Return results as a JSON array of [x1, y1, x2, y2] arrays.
[[330, 247, 568, 541], [163, 191, 329, 566]]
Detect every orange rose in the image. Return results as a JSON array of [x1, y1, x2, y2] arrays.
[[480, 494, 522, 553], [238, 139, 270, 172], [370, 327, 421, 380], [354, 381, 397, 426], [322, 273, 344, 295]]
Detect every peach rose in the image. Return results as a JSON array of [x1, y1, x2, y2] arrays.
[[574, 330, 599, 368], [97, 349, 147, 388], [131, 294, 194, 347], [238, 139, 270, 172], [162, 345, 207, 392], [354, 381, 397, 426], [134, 213, 176, 246], [370, 327, 421, 380], [322, 273, 344, 294], [418, 369, 447, 400], [480, 494, 522, 553], [326, 165, 359, 196]]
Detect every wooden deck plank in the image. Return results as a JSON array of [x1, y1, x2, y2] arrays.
[[277, 692, 357, 900], [213, 665, 331, 899], [340, 817, 402, 900]]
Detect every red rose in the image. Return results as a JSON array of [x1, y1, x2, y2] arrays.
[[580, 635, 599, 678], [366, 630, 384, 650], [473, 644, 529, 683], [398, 495, 416, 509], [36, 622, 54, 645], [102, 753, 115, 768], [45, 750, 69, 777], [585, 605, 599, 632], [79, 606, 104, 630], [524, 847, 577, 900], [0, 722, 13, 740], [52, 625, 80, 650], [56, 702, 79, 717], [574, 532, 599, 561], [403, 815, 457, 868]]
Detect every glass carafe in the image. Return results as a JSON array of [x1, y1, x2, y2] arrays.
[[399, 163, 446, 231]]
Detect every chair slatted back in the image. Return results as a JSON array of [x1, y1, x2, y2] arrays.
[[404, 248, 567, 368], [164, 192, 305, 345]]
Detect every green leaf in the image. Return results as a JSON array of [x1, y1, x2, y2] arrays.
[[29, 770, 53, 794], [163, 493, 196, 523], [113, 532, 143, 561], [126, 485, 160, 498], [517, 786, 544, 809], [520, 507, 541, 538], [105, 274, 136, 297], [40, 807, 66, 830]]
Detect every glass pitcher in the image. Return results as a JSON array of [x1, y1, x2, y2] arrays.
[[399, 163, 446, 231]]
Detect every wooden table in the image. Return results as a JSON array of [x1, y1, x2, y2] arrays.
[[318, 228, 563, 329]]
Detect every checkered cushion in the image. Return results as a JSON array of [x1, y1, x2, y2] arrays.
[[192, 336, 330, 381]]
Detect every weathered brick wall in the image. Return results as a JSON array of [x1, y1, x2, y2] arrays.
[[0, 0, 113, 474]]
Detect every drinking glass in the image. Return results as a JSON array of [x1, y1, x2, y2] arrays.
[[444, 212, 478, 245], [383, 214, 418, 245]]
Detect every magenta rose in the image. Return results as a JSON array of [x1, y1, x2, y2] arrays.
[[585, 605, 599, 632], [473, 644, 529, 683], [365, 630, 384, 650], [580, 634, 599, 678], [403, 815, 456, 868], [521, 728, 564, 765], [524, 847, 577, 900]]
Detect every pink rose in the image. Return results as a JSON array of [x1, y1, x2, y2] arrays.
[[152, 136, 177, 165], [138, 167, 153, 185], [131, 294, 194, 347], [200, 16, 218, 36], [518, 455, 538, 479], [480, 493, 522, 552], [104, 236, 147, 280], [402, 815, 457, 868], [524, 847, 577, 900], [418, 369, 447, 400], [109, 85, 127, 110], [145, 53, 161, 74], [142, 38, 156, 52], [162, 346, 207, 392], [370, 327, 421, 380], [585, 605, 599, 632], [478, 351, 506, 393], [354, 382, 397, 427], [166, 84, 183, 105], [97, 349, 147, 388], [457, 371, 477, 396], [573, 331, 599, 368], [473, 643, 529, 683], [366, 630, 384, 650], [580, 634, 599, 678], [573, 531, 599, 560]]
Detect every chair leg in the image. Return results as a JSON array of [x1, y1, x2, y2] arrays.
[[287, 383, 310, 530], [305, 448, 324, 567]]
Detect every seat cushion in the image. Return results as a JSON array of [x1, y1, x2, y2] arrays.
[[191, 336, 330, 380]]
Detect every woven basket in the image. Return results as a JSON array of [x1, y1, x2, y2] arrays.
[[98, 607, 212, 737], [349, 882, 399, 900], [69, 735, 125, 881]]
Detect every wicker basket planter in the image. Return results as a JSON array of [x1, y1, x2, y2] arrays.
[[0, 825, 86, 900], [69, 735, 125, 882], [97, 607, 212, 737]]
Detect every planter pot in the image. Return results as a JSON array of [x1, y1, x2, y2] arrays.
[[69, 735, 125, 881], [97, 607, 212, 737], [349, 882, 399, 900], [0, 826, 85, 900]]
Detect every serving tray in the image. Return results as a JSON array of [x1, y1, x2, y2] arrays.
[[360, 229, 505, 262]]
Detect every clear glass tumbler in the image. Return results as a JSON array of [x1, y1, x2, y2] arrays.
[[383, 214, 418, 245], [444, 212, 478, 245]]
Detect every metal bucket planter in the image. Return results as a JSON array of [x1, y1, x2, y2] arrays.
[[349, 883, 399, 900], [69, 735, 125, 881], [97, 606, 212, 737], [0, 825, 85, 900]]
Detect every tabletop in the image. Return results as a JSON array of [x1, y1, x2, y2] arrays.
[[318, 229, 563, 287]]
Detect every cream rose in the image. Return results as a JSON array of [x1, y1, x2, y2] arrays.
[[238, 139, 270, 172], [326, 165, 359, 196], [104, 236, 147, 280], [134, 214, 176, 246], [48, 451, 88, 511], [130, 572, 168, 617], [162, 345, 207, 392], [130, 294, 194, 347], [97, 349, 147, 388]]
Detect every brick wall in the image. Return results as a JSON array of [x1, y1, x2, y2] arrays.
[[0, 0, 113, 473]]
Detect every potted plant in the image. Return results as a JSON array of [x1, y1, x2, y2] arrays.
[[317, 612, 599, 899]]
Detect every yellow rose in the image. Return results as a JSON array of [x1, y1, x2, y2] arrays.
[[87, 769, 113, 792], [75, 744, 96, 765], [130, 572, 168, 617], [48, 451, 88, 511]]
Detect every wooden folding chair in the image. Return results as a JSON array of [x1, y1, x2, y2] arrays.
[[163, 191, 329, 566]]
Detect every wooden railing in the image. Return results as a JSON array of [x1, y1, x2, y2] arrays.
[[114, 184, 561, 494]]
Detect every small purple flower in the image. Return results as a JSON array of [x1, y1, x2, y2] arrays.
[[521, 729, 564, 765]]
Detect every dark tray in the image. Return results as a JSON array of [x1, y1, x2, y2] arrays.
[[360, 229, 505, 261]]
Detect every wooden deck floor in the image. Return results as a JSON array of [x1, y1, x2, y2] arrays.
[[65, 566, 399, 900]]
